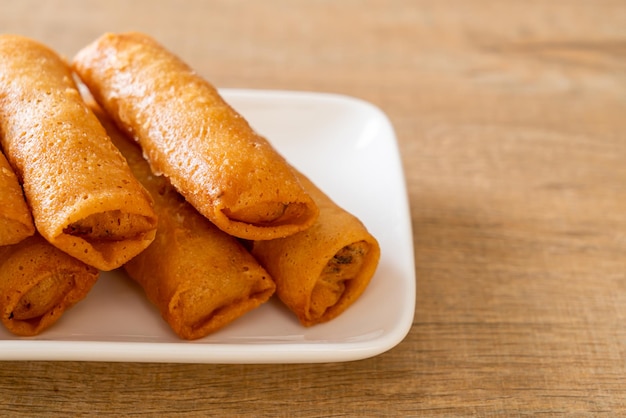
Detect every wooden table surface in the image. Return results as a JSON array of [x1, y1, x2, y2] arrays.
[[1, 1, 625, 416]]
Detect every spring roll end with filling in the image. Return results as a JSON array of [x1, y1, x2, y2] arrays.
[[0, 235, 99, 336], [0, 34, 158, 271], [123, 194, 276, 340], [251, 175, 381, 327]]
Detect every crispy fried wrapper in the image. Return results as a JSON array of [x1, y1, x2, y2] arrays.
[[93, 105, 276, 340], [0, 151, 34, 246], [0, 34, 157, 271], [73, 32, 318, 240], [250, 173, 381, 326], [0, 234, 99, 336]]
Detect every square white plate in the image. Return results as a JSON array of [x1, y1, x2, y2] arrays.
[[0, 89, 415, 363]]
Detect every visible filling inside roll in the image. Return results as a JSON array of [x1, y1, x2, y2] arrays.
[[309, 240, 370, 318], [224, 202, 311, 227], [63, 210, 156, 241], [10, 271, 75, 321]]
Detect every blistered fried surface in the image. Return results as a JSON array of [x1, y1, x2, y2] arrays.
[[0, 34, 157, 270], [73, 32, 318, 240], [96, 106, 275, 340], [0, 151, 34, 246], [251, 173, 380, 326]]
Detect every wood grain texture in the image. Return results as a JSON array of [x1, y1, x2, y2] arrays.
[[1, 0, 625, 416]]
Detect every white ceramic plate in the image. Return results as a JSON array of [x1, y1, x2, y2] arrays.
[[0, 90, 415, 363]]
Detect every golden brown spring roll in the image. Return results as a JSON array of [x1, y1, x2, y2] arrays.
[[0, 151, 35, 245], [73, 32, 318, 241], [93, 104, 276, 340], [0, 34, 157, 271], [0, 234, 99, 336], [250, 173, 380, 326]]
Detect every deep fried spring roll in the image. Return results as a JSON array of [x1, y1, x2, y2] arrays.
[[0, 35, 157, 271], [250, 174, 380, 326], [0, 151, 34, 245], [73, 32, 318, 241], [0, 234, 99, 336], [93, 105, 276, 340]]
